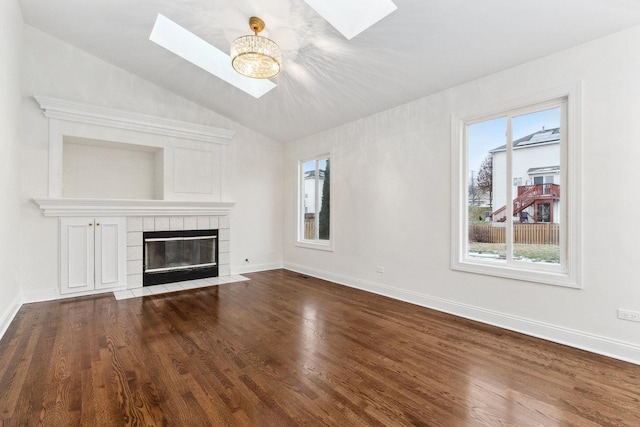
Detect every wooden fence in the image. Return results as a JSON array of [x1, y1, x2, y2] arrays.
[[304, 214, 315, 240], [469, 223, 559, 245]]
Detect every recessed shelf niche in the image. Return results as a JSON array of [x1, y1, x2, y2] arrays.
[[63, 136, 163, 200]]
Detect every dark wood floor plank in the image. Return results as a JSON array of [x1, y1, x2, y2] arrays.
[[1, 269, 639, 426], [0, 312, 44, 422]]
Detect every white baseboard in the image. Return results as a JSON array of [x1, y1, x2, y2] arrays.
[[22, 287, 60, 303], [283, 262, 640, 366], [23, 286, 129, 303], [0, 294, 22, 341], [231, 262, 283, 275]]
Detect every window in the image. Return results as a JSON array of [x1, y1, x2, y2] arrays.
[[451, 85, 581, 287], [298, 155, 332, 249]]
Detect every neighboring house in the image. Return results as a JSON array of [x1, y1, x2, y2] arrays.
[[490, 128, 561, 223], [304, 169, 325, 214]]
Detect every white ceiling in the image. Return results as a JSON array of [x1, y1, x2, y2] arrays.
[[18, 0, 640, 142]]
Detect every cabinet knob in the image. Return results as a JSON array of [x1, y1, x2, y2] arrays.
[[89, 223, 93, 226], [96, 223, 100, 226]]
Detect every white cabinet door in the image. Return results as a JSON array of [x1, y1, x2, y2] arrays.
[[94, 217, 126, 290], [60, 217, 95, 294], [60, 216, 126, 294]]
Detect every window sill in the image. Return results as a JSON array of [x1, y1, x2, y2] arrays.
[[295, 240, 334, 252], [452, 259, 581, 289]]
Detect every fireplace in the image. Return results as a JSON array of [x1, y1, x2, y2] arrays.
[[143, 229, 218, 286]]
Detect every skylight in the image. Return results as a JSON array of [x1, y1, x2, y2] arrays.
[[303, 0, 397, 40], [149, 14, 276, 99]]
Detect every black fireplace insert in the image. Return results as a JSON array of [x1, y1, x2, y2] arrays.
[[143, 229, 218, 286]]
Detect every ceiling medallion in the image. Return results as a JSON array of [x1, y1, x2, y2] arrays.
[[230, 17, 281, 79]]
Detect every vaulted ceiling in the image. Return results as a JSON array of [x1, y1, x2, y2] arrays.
[[18, 0, 640, 142]]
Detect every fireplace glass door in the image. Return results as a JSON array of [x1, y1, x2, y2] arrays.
[[143, 229, 218, 285], [145, 236, 216, 272]]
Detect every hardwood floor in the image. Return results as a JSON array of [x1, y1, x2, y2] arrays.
[[1, 269, 639, 426]]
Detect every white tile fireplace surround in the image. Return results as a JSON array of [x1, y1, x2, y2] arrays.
[[125, 214, 231, 288]]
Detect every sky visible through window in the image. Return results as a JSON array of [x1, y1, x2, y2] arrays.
[[304, 158, 327, 174], [468, 108, 560, 177]]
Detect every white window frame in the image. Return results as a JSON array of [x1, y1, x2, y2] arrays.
[[296, 153, 333, 251], [451, 83, 582, 288]]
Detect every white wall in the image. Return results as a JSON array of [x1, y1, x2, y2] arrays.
[[227, 125, 284, 274], [0, 0, 24, 336], [19, 25, 283, 301], [284, 25, 640, 364]]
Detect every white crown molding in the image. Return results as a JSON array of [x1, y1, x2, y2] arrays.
[[34, 198, 235, 217], [34, 95, 235, 144]]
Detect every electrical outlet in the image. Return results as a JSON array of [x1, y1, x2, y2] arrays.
[[618, 309, 640, 323], [376, 266, 384, 273]]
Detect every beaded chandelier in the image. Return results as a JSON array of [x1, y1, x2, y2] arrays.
[[230, 17, 281, 79]]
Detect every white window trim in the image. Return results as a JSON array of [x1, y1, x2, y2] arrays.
[[296, 153, 334, 251], [450, 83, 582, 288]]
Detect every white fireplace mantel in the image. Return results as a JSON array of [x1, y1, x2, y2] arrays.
[[34, 198, 235, 217]]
